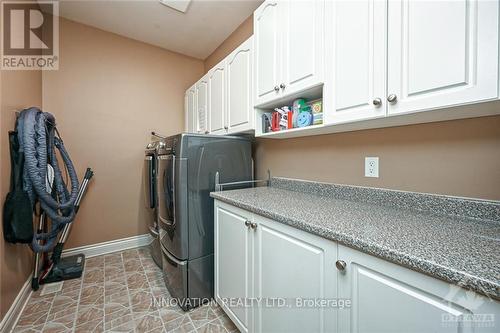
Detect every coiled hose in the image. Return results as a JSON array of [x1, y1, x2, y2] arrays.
[[16, 108, 79, 252]]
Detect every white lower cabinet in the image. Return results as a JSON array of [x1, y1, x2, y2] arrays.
[[254, 215, 337, 333], [337, 244, 500, 333], [215, 201, 336, 333], [215, 203, 253, 333], [215, 201, 500, 333]]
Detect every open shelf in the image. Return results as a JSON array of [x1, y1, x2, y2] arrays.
[[257, 124, 325, 138], [255, 84, 324, 137]]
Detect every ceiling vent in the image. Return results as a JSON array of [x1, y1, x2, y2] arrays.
[[159, 0, 191, 13]]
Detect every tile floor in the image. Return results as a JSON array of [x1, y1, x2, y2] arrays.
[[12, 247, 239, 333]]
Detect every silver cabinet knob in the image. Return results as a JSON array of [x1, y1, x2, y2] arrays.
[[250, 222, 258, 230], [280, 83, 286, 90], [274, 86, 280, 92], [372, 98, 382, 107], [244, 220, 251, 227], [224, 126, 228, 130], [335, 260, 347, 271], [387, 94, 398, 103], [204, 131, 209, 134]]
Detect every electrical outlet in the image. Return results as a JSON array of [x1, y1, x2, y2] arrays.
[[365, 157, 379, 178]]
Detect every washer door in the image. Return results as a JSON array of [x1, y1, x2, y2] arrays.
[[157, 155, 188, 260], [143, 155, 155, 209], [157, 154, 174, 226]]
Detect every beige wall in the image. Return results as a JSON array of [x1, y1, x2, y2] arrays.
[[204, 14, 253, 72], [255, 115, 500, 200], [0, 11, 243, 320], [205, 11, 500, 201], [1, 17, 203, 319], [42, 18, 204, 249], [0, 70, 42, 318]]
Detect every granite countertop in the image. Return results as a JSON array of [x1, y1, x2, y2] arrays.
[[210, 178, 500, 300]]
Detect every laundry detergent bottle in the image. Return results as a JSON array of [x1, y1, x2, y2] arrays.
[[292, 98, 307, 128]]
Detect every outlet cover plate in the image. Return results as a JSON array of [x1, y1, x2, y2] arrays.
[[365, 157, 379, 178]]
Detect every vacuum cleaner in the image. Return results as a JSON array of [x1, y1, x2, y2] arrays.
[[33, 168, 94, 289], [1, 107, 94, 291]]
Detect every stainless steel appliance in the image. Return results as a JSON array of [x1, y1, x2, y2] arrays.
[[157, 133, 252, 310], [144, 141, 162, 268]]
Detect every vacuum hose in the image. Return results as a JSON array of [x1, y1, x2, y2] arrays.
[[16, 108, 79, 252]]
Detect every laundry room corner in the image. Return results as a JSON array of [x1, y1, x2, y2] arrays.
[[1, 14, 205, 327], [40, 17, 205, 250]]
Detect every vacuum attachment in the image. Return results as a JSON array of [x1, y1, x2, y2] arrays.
[[41, 253, 85, 284]]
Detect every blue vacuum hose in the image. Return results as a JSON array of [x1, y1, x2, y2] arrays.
[[16, 107, 80, 252]]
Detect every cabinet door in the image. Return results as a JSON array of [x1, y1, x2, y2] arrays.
[[185, 86, 196, 133], [184, 93, 188, 132], [254, 215, 337, 333], [227, 37, 254, 134], [337, 244, 500, 333], [208, 61, 226, 135], [325, 0, 386, 125], [254, 0, 281, 106], [387, 0, 499, 115], [215, 202, 253, 333], [196, 76, 209, 134], [281, 0, 324, 97]]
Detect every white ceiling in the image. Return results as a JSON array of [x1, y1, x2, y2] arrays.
[[57, 0, 261, 59]]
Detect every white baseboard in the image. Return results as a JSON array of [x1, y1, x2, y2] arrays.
[[62, 233, 152, 258], [0, 234, 152, 332], [0, 275, 32, 333]]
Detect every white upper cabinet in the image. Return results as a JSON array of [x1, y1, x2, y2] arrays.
[[254, 0, 325, 106], [254, 1, 281, 106], [184, 93, 189, 131], [186, 37, 253, 136], [227, 36, 254, 134], [326, 0, 387, 124], [324, 0, 499, 127], [387, 0, 499, 115], [186, 0, 500, 139], [185, 85, 196, 133], [208, 60, 226, 135], [195, 75, 209, 134], [281, 0, 324, 97]]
